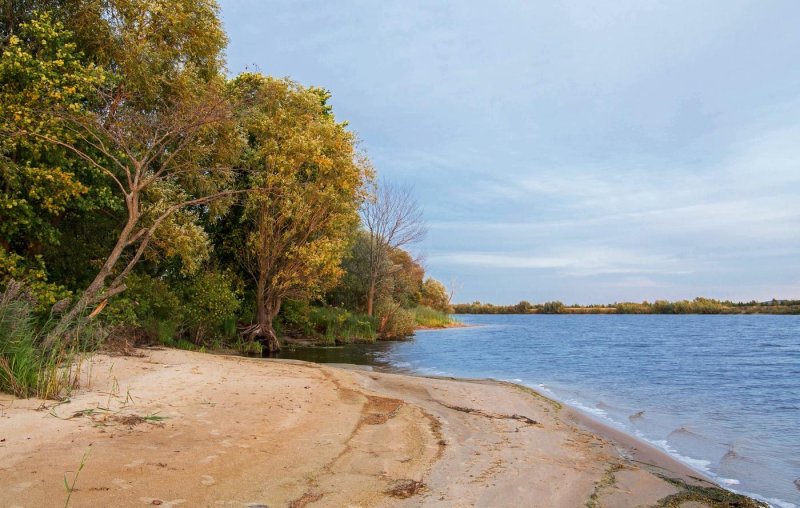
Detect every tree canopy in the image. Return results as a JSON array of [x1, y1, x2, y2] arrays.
[[0, 2, 453, 373]]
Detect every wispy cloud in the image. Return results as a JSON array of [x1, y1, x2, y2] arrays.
[[220, 0, 800, 303], [428, 248, 690, 277]]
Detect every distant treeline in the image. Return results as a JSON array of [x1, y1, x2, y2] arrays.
[[453, 298, 800, 315]]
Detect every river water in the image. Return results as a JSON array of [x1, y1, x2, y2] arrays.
[[278, 314, 800, 507]]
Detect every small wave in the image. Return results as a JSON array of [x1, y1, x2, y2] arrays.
[[416, 366, 454, 377], [719, 444, 753, 463], [650, 439, 712, 472], [565, 399, 610, 419], [637, 437, 799, 508], [536, 384, 558, 397], [747, 494, 796, 508], [628, 410, 645, 421], [517, 382, 791, 508], [667, 426, 704, 438]]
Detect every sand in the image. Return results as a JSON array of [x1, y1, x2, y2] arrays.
[[0, 348, 760, 507]]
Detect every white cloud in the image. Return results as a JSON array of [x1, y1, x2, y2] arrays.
[[428, 248, 689, 277]]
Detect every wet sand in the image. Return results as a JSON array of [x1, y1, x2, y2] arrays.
[[0, 348, 763, 507]]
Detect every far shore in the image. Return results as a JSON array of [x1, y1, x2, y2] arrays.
[[0, 348, 764, 507]]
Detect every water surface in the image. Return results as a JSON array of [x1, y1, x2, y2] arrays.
[[279, 314, 800, 507]]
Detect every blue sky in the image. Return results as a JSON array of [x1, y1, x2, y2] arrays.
[[218, 1, 800, 304]]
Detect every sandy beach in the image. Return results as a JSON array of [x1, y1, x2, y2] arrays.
[[0, 348, 763, 507]]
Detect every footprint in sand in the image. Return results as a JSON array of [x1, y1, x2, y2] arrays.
[[200, 475, 215, 486], [139, 498, 186, 507], [113, 478, 134, 490], [125, 458, 146, 468], [12, 481, 32, 492], [201, 454, 219, 463], [209, 429, 221, 436]]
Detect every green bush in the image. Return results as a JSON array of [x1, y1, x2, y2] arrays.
[[104, 270, 241, 346], [182, 271, 241, 342], [376, 301, 416, 339], [279, 299, 313, 335], [419, 278, 452, 313], [308, 306, 376, 344]]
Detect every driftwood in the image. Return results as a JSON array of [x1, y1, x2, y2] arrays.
[[438, 402, 538, 425]]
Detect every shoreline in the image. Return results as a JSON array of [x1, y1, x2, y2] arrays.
[[412, 375, 718, 484], [371, 367, 781, 506], [0, 348, 765, 507]]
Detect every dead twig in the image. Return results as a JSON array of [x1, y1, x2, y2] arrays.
[[437, 402, 538, 425]]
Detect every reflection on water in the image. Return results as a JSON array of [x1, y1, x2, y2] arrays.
[[276, 341, 397, 369]]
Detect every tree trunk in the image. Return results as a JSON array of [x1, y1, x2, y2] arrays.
[[366, 279, 376, 317], [43, 204, 139, 348], [253, 280, 281, 353]]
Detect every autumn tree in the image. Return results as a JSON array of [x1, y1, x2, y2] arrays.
[[1, 3, 239, 346], [360, 181, 426, 316], [420, 278, 452, 313], [222, 74, 370, 352], [0, 12, 110, 308]]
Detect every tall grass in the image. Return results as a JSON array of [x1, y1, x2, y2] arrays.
[[0, 281, 89, 399], [308, 307, 377, 344], [412, 305, 458, 328], [0, 287, 39, 395]]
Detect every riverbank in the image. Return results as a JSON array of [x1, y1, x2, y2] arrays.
[[0, 348, 763, 507]]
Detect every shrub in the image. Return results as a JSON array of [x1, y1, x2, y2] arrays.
[[419, 278, 452, 313], [182, 271, 241, 343], [279, 299, 313, 336], [308, 306, 376, 344], [541, 301, 565, 314], [376, 300, 416, 339]]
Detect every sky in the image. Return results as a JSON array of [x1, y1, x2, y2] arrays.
[[218, 0, 800, 304]]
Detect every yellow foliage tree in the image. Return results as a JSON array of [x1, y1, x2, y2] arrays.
[[228, 74, 371, 352]]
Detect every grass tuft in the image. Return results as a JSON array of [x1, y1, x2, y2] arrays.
[[411, 305, 458, 328], [1, 281, 90, 399]]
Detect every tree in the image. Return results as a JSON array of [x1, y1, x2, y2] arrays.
[[1, 5, 239, 346], [223, 74, 370, 352], [0, 12, 110, 308], [360, 181, 426, 316], [420, 278, 452, 313], [513, 300, 533, 313], [541, 301, 564, 314]]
